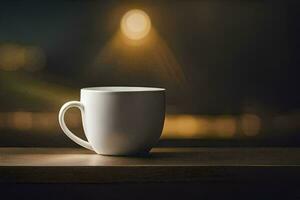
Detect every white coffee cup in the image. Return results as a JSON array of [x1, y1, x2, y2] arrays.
[[58, 86, 165, 155]]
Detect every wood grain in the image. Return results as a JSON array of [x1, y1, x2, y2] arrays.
[[0, 147, 300, 183]]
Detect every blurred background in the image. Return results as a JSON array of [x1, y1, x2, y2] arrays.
[[0, 0, 299, 147]]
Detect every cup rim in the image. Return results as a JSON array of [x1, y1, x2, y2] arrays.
[[81, 86, 165, 93]]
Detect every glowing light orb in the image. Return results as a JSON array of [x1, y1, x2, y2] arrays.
[[121, 9, 151, 40]]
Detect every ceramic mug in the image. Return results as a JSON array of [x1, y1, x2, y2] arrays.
[[58, 87, 165, 155]]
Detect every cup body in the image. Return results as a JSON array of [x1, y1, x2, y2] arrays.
[[80, 87, 165, 155]]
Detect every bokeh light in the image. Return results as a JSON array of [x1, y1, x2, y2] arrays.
[[121, 9, 151, 40], [0, 44, 45, 71], [241, 114, 261, 136]]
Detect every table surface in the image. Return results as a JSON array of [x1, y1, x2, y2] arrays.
[[1, 147, 300, 183]]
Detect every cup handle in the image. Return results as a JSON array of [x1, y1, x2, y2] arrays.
[[58, 101, 93, 150]]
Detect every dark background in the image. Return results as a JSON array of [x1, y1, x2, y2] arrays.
[[0, 0, 299, 147]]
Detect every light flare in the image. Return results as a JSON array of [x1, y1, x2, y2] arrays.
[[121, 9, 151, 40]]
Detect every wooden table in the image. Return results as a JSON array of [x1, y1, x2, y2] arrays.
[[1, 147, 300, 183]]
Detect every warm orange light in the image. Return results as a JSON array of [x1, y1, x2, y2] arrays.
[[121, 9, 151, 40]]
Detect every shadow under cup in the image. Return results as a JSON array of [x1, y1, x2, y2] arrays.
[[59, 87, 165, 156]]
